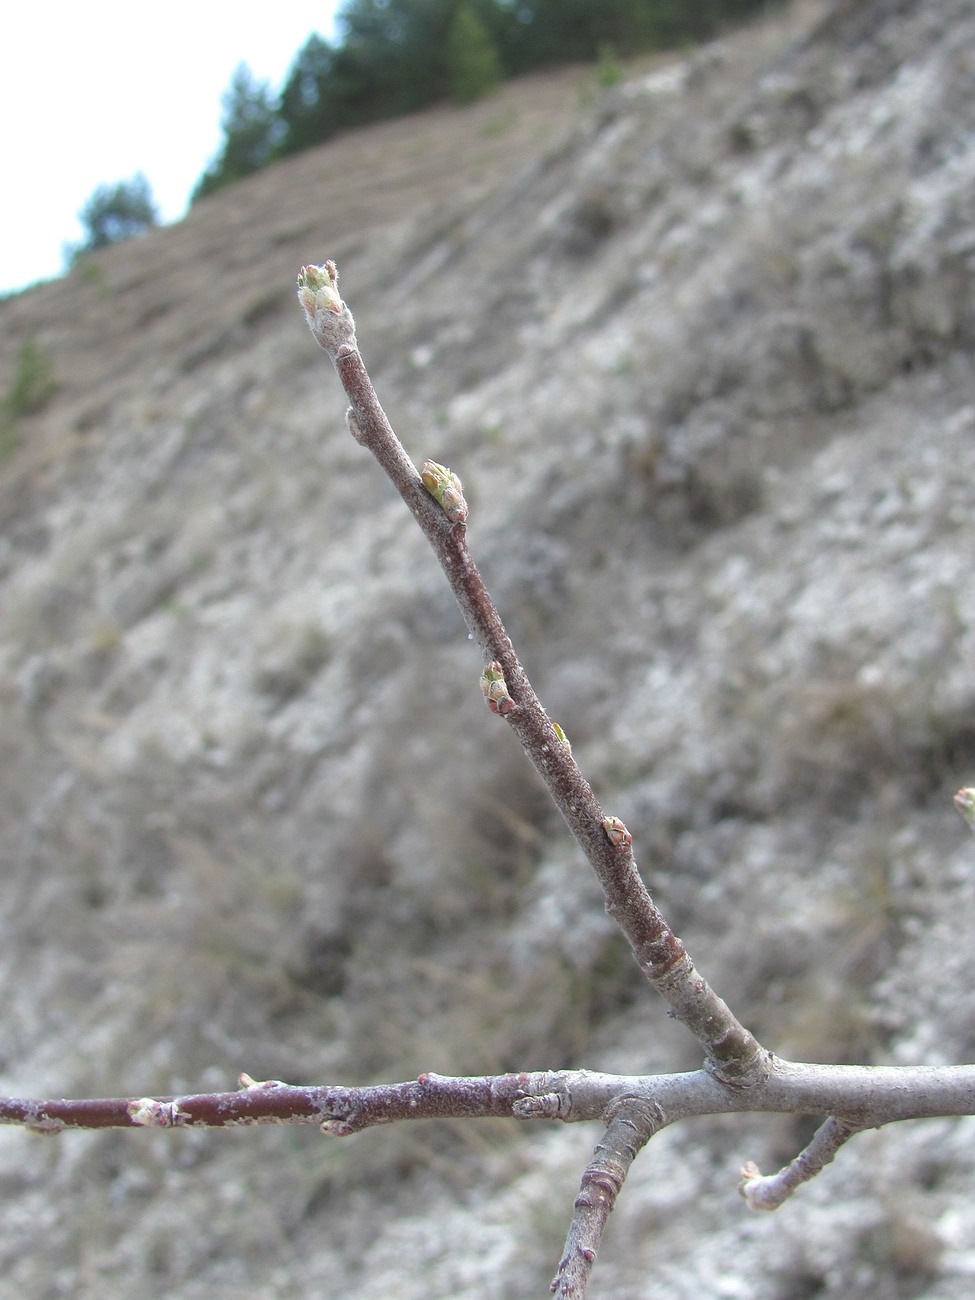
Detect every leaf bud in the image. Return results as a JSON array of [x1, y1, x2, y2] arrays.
[[421, 459, 468, 524], [552, 722, 572, 755], [480, 660, 515, 715], [602, 815, 632, 849]]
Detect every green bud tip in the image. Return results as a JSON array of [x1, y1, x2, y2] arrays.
[[480, 660, 514, 715], [421, 459, 468, 524], [296, 261, 357, 358]]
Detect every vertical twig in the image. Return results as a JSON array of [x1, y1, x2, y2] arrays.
[[551, 1095, 664, 1297], [296, 262, 769, 1086]]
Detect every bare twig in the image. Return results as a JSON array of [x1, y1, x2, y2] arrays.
[[739, 1115, 866, 1211], [1, 264, 971, 1299], [296, 261, 767, 1088], [3, 1060, 973, 1135], [0, 1071, 624, 1136], [552, 1094, 663, 1298]]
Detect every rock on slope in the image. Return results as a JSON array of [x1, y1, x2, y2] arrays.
[[2, 0, 975, 1295]]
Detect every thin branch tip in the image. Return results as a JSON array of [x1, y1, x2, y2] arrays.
[[738, 1161, 778, 1210]]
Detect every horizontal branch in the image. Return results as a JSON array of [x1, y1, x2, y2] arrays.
[[3, 1059, 973, 1136]]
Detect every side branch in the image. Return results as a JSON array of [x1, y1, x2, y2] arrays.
[[0, 1070, 626, 1135], [296, 262, 766, 1086], [553, 1095, 663, 1298], [740, 1115, 865, 1210]]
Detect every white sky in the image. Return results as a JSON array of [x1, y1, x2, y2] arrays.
[[1, 2, 342, 296]]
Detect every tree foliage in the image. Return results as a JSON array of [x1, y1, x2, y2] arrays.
[[446, 2, 503, 103], [336, 0, 458, 118], [277, 35, 340, 156], [192, 0, 790, 199], [192, 65, 283, 202], [68, 173, 159, 263]]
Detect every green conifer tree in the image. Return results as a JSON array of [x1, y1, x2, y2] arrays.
[[446, 3, 502, 105], [70, 173, 159, 258], [192, 65, 282, 203]]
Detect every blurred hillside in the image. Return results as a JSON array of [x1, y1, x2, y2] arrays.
[[2, 0, 975, 1295]]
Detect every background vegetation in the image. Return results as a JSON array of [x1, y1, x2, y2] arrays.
[[65, 173, 159, 264], [4, 0, 974, 1292], [194, 0, 789, 198]]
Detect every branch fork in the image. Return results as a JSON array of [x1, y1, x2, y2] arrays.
[[0, 263, 971, 1299]]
